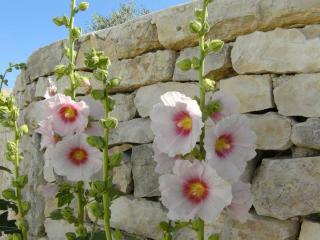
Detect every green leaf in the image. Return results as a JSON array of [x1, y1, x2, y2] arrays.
[[113, 229, 122, 240], [21, 201, 30, 215], [208, 234, 220, 240], [65, 232, 77, 240], [87, 136, 105, 150], [91, 89, 105, 100], [87, 202, 104, 219], [61, 207, 76, 223], [159, 221, 170, 232], [110, 152, 122, 168], [0, 166, 12, 173], [49, 209, 63, 220], [2, 189, 16, 200], [57, 191, 74, 207]]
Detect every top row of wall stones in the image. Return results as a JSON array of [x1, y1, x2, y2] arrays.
[[21, 0, 320, 84]]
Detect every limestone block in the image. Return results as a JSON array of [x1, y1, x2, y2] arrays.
[[76, 15, 161, 68], [253, 156, 320, 220], [108, 50, 176, 92], [220, 75, 274, 113], [152, 0, 320, 50], [232, 28, 320, 74], [109, 118, 154, 145], [111, 94, 137, 122], [247, 113, 292, 150], [110, 196, 167, 240], [291, 146, 320, 158], [175, 212, 298, 240], [299, 220, 320, 240], [26, 40, 65, 81], [273, 73, 320, 117], [131, 144, 160, 198], [173, 44, 233, 81], [134, 82, 199, 117], [291, 118, 320, 150]]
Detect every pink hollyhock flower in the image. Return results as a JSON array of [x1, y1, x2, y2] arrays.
[[227, 182, 253, 223], [49, 133, 103, 181], [79, 96, 104, 121], [204, 114, 256, 183], [159, 160, 232, 222], [44, 77, 57, 99], [36, 118, 61, 150], [85, 121, 104, 137], [150, 92, 203, 157], [208, 91, 240, 122], [44, 94, 89, 136]]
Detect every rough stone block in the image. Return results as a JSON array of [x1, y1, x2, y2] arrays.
[[274, 73, 320, 117], [220, 75, 274, 113], [253, 156, 320, 220]]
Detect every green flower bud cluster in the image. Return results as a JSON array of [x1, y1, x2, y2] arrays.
[[0, 63, 26, 91], [0, 64, 29, 239]]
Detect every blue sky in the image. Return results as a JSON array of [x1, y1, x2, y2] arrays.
[[0, 0, 188, 88]]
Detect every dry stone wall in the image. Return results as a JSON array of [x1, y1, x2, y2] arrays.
[[2, 0, 320, 239]]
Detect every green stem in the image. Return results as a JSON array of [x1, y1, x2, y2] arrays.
[[69, 0, 76, 100], [0, 70, 8, 92], [76, 186, 85, 235], [196, 2, 209, 240], [102, 86, 112, 240], [13, 121, 28, 240], [196, 219, 205, 240]]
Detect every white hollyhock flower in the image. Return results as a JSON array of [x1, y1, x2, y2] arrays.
[[36, 118, 61, 150], [227, 181, 253, 223], [204, 114, 256, 183], [48, 133, 102, 181], [47, 94, 89, 136], [150, 92, 203, 157], [44, 77, 58, 99], [207, 91, 240, 122], [159, 160, 232, 222]]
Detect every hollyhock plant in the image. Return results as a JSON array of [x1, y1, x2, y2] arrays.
[[44, 77, 58, 99], [159, 160, 232, 222], [204, 114, 256, 182], [48, 133, 102, 181], [150, 91, 203, 157], [227, 181, 253, 223], [208, 90, 240, 122]]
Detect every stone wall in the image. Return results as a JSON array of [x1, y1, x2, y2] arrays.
[[2, 0, 320, 239]]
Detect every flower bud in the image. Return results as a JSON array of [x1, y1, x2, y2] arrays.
[[177, 59, 192, 71], [189, 20, 202, 34], [19, 125, 29, 135], [100, 117, 118, 129], [71, 27, 81, 39], [209, 39, 224, 52], [53, 17, 65, 26], [203, 78, 216, 92], [108, 77, 121, 87], [78, 2, 89, 11]]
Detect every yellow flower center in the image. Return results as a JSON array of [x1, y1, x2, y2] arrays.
[[69, 148, 88, 165]]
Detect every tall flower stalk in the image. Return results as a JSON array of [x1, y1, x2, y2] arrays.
[[0, 63, 30, 240], [84, 48, 122, 240], [154, 0, 256, 239]]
